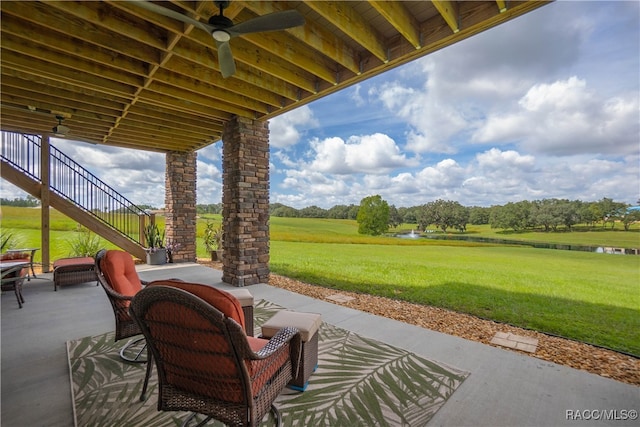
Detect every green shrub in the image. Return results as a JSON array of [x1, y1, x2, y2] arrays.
[[67, 226, 101, 257]]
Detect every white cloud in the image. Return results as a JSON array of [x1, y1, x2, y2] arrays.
[[307, 133, 414, 174], [269, 106, 318, 149], [196, 159, 222, 205], [415, 159, 466, 190], [474, 77, 640, 156]]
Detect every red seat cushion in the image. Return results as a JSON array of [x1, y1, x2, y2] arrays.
[[100, 251, 142, 297], [1, 253, 30, 262], [148, 280, 246, 330], [53, 257, 93, 268]]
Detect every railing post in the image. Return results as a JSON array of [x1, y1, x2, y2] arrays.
[[40, 135, 51, 273], [140, 213, 155, 247], [139, 214, 147, 246]]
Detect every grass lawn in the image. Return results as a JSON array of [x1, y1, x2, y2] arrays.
[[270, 241, 640, 356]]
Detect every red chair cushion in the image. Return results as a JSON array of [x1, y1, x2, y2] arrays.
[[148, 280, 246, 330], [100, 251, 142, 297], [1, 253, 30, 261]]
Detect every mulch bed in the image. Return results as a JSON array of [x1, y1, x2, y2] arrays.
[[209, 260, 640, 385]]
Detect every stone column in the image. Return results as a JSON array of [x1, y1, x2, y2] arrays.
[[222, 116, 270, 286], [165, 151, 197, 263]]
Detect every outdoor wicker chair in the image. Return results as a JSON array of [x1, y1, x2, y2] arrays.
[[95, 249, 149, 363], [130, 285, 302, 427]]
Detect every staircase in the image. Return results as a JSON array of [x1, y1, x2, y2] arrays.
[[1, 131, 150, 260]]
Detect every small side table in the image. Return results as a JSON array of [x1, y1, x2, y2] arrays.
[[261, 310, 322, 391], [6, 248, 39, 279]]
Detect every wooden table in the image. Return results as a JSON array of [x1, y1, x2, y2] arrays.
[[6, 248, 39, 278]]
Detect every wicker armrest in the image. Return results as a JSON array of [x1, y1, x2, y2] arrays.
[[255, 326, 302, 377]]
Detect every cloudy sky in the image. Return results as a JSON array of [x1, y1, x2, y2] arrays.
[[3, 1, 639, 209]]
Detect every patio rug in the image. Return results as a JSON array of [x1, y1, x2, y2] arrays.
[[68, 300, 469, 427]]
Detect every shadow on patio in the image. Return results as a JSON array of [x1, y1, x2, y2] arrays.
[[2, 263, 638, 426]]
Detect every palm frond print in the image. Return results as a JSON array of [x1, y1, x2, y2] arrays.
[[69, 300, 468, 426]]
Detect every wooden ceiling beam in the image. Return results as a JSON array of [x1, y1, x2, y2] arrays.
[[125, 109, 224, 135], [151, 68, 269, 114], [127, 99, 224, 125], [1, 35, 144, 89], [0, 1, 160, 67], [112, 122, 214, 142], [1, 68, 132, 107], [0, 87, 121, 125], [107, 126, 213, 148], [240, 0, 360, 75], [136, 90, 234, 121], [144, 81, 256, 119], [1, 54, 137, 99], [0, 19, 149, 79], [163, 56, 282, 108], [46, 1, 169, 51], [1, 76, 125, 115], [306, 1, 388, 63], [242, 30, 338, 85], [368, 0, 422, 49], [432, 0, 461, 33], [100, 133, 198, 152]]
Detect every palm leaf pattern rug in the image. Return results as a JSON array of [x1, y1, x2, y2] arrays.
[[68, 300, 469, 426]]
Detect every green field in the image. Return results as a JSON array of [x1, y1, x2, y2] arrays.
[[2, 207, 639, 355]]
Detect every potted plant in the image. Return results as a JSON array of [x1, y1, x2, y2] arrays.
[[143, 223, 166, 265], [203, 221, 223, 261]]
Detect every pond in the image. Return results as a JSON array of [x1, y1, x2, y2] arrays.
[[396, 232, 639, 255]]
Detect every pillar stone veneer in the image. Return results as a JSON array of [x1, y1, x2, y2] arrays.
[[222, 116, 270, 286], [165, 151, 197, 263]]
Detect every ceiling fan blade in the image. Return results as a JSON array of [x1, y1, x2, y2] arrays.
[[216, 40, 236, 78], [228, 10, 305, 36], [131, 0, 213, 34]]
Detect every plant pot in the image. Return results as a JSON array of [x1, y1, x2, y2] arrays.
[[211, 249, 224, 261], [146, 248, 167, 265]]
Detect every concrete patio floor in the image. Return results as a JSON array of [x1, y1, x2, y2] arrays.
[[2, 262, 638, 426]]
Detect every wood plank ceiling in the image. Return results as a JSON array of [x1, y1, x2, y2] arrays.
[[0, 0, 549, 153]]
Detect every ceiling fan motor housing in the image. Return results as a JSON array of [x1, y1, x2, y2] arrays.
[[208, 14, 233, 29]]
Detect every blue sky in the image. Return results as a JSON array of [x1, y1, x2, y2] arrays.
[[3, 1, 639, 210]]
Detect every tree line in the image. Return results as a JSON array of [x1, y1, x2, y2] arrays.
[[267, 197, 639, 235]]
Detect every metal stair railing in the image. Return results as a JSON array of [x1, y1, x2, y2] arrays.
[[1, 131, 151, 245]]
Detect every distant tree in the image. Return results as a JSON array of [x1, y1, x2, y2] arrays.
[[271, 205, 299, 217], [327, 205, 351, 219], [595, 197, 627, 229], [388, 205, 402, 229], [139, 204, 159, 212], [347, 204, 360, 220], [196, 203, 222, 214], [558, 199, 582, 230], [417, 199, 469, 232], [0, 196, 40, 207], [530, 199, 564, 231], [401, 206, 420, 224], [490, 201, 532, 231], [622, 209, 640, 231], [299, 205, 328, 218], [356, 195, 389, 235], [469, 206, 490, 225]]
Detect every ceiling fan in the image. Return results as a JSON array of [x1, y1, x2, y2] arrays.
[[52, 115, 71, 137], [132, 0, 305, 78]]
